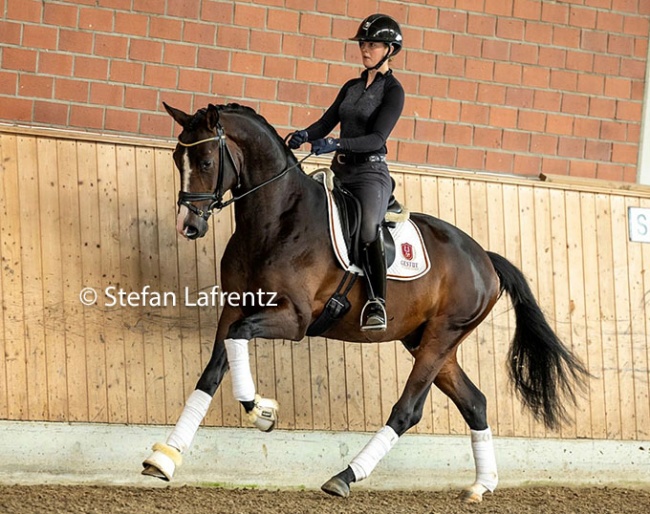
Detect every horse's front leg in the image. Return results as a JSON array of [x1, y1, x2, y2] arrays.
[[219, 301, 309, 430], [141, 344, 227, 481], [141, 307, 237, 481], [142, 303, 304, 481]]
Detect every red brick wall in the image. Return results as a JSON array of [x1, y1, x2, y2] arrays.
[[1, 0, 648, 181]]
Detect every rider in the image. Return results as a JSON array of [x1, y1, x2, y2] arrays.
[[288, 13, 405, 331]]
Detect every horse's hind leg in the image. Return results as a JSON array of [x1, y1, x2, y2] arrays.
[[434, 356, 498, 503], [321, 334, 451, 497]]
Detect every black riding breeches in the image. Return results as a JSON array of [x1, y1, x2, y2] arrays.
[[331, 159, 392, 246]]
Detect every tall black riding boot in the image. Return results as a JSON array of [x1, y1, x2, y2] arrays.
[[360, 231, 387, 331]]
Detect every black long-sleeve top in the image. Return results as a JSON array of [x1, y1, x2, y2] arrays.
[[304, 69, 405, 155]]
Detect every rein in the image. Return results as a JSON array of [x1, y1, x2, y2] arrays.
[[177, 123, 313, 220]]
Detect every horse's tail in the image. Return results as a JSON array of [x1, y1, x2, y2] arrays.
[[487, 251, 589, 430]]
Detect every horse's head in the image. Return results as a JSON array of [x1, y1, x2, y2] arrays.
[[164, 102, 239, 239]]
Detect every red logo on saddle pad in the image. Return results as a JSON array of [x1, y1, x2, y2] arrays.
[[401, 242, 414, 261]]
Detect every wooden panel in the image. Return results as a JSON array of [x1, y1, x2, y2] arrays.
[[326, 338, 348, 430], [595, 194, 621, 439], [17, 136, 48, 420], [57, 140, 89, 422], [115, 145, 146, 424], [629, 196, 650, 438], [580, 192, 607, 439], [77, 142, 108, 423], [37, 138, 67, 422], [564, 191, 592, 438], [1, 130, 649, 443], [309, 336, 331, 430], [293, 339, 313, 429], [0, 134, 27, 419], [97, 143, 128, 423]]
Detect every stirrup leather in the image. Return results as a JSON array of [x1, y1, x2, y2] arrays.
[[360, 298, 387, 331]]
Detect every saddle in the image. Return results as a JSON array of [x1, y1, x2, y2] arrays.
[[331, 179, 405, 267], [306, 170, 428, 337]]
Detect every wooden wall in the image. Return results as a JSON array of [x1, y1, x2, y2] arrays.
[[1, 127, 649, 441]]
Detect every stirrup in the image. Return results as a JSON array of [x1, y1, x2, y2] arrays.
[[360, 299, 387, 331]]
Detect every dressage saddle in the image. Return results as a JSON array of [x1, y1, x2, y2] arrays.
[[305, 180, 404, 338], [331, 181, 401, 268]]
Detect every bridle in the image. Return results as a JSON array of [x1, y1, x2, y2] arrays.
[[176, 121, 311, 220]]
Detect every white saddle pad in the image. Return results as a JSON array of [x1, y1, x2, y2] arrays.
[[312, 170, 431, 281]]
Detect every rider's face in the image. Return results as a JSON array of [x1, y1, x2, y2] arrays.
[[358, 41, 389, 68]]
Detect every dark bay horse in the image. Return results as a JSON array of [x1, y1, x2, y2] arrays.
[[142, 103, 588, 502]]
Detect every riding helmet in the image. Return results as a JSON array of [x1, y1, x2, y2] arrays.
[[350, 13, 403, 56]]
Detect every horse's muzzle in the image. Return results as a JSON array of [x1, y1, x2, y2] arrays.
[[177, 205, 208, 239]]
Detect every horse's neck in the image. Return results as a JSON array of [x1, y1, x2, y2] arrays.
[[223, 111, 326, 249], [234, 167, 320, 234]]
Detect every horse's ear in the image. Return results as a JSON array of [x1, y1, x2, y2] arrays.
[[206, 104, 219, 132], [163, 102, 191, 128]]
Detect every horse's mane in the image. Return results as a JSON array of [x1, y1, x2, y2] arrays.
[[206, 103, 300, 166]]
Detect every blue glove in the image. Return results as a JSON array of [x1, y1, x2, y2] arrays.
[[311, 137, 340, 155], [288, 130, 309, 149]]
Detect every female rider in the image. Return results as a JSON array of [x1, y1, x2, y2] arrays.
[[288, 13, 405, 331]]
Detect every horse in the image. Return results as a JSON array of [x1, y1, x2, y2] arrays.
[[141, 102, 588, 503]]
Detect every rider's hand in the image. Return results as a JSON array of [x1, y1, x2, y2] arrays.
[[311, 137, 340, 155], [288, 130, 309, 149]]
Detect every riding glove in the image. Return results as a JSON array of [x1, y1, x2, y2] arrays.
[[288, 130, 309, 149], [311, 137, 340, 155]]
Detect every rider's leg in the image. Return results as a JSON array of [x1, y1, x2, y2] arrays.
[[334, 162, 392, 330], [361, 229, 387, 330], [353, 175, 391, 331]]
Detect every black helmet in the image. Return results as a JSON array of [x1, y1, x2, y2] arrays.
[[350, 13, 403, 56]]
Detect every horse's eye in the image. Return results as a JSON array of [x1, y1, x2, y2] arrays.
[[200, 159, 213, 171]]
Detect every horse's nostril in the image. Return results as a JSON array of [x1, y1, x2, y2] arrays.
[[185, 226, 199, 239]]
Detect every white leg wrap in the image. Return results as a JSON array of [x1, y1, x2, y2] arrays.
[[224, 338, 256, 402], [349, 425, 399, 482], [166, 389, 213, 453], [470, 427, 498, 492]]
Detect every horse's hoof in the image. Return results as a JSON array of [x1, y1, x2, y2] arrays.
[[141, 443, 181, 481], [459, 484, 488, 504], [321, 476, 350, 498], [141, 464, 168, 480], [459, 489, 483, 503], [247, 395, 279, 432]]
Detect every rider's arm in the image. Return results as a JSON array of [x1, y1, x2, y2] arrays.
[[303, 80, 354, 140]]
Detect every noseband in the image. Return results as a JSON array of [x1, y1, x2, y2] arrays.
[[176, 123, 237, 220], [176, 121, 311, 221]]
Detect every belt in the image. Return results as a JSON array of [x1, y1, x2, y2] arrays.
[[335, 153, 386, 165]]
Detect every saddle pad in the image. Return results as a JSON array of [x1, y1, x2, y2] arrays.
[[312, 170, 431, 281]]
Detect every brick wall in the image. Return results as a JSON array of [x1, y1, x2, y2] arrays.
[[1, 0, 648, 181]]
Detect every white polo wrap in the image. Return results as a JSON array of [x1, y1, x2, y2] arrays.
[[224, 338, 256, 402], [470, 427, 499, 492], [349, 425, 399, 481], [166, 389, 212, 453]]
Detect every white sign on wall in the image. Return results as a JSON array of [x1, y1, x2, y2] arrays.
[[628, 207, 650, 243]]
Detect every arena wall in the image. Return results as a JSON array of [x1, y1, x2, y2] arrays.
[[1, 126, 649, 443]]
